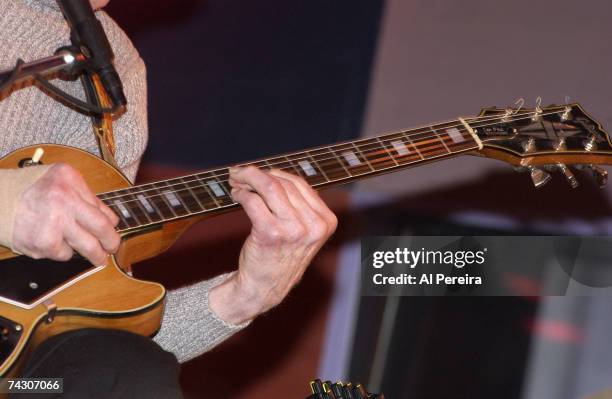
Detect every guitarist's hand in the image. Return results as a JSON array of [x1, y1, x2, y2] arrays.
[[12, 163, 121, 265], [209, 166, 337, 325]]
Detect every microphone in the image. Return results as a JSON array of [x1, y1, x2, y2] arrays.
[[56, 0, 127, 109]]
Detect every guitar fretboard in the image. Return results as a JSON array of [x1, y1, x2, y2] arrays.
[[98, 119, 479, 232]]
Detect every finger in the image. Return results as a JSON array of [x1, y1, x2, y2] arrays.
[[229, 166, 294, 218], [72, 201, 121, 253], [46, 240, 74, 262], [231, 187, 276, 231], [268, 169, 332, 216], [97, 198, 120, 226], [72, 181, 119, 226], [64, 222, 108, 266], [268, 174, 316, 224]]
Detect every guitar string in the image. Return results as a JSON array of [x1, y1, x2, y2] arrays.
[[109, 110, 571, 230], [113, 141, 467, 229], [110, 105, 572, 228], [99, 106, 565, 200], [101, 108, 566, 207], [103, 107, 569, 221]]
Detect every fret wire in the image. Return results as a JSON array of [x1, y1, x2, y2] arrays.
[[305, 151, 330, 182], [142, 189, 166, 221], [129, 193, 152, 225], [326, 146, 352, 176], [195, 174, 222, 208], [190, 188, 219, 210], [158, 181, 180, 218], [431, 126, 452, 153], [402, 132, 425, 159], [174, 179, 203, 212], [181, 177, 208, 211], [109, 201, 130, 227], [374, 137, 399, 166], [283, 156, 303, 176], [350, 141, 375, 172], [262, 159, 275, 171]]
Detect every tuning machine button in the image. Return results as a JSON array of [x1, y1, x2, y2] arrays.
[[554, 137, 567, 151], [584, 134, 598, 151], [588, 164, 608, 188], [556, 163, 579, 188], [521, 138, 536, 153], [528, 166, 552, 188]]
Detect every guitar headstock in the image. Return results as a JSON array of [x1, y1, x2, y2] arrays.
[[471, 100, 611, 188]]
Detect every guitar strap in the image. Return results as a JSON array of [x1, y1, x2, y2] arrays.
[[81, 73, 119, 169]]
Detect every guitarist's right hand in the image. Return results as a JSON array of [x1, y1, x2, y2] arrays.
[[10, 163, 120, 265]]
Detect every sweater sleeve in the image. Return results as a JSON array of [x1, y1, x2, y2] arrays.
[[152, 272, 251, 363]]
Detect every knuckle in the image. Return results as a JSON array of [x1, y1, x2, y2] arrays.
[[264, 226, 282, 243], [287, 223, 306, 242], [51, 162, 76, 178], [55, 247, 73, 262], [308, 220, 328, 241], [264, 179, 282, 195], [81, 238, 99, 255]]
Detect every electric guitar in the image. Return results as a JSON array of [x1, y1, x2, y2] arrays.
[[0, 102, 610, 378]]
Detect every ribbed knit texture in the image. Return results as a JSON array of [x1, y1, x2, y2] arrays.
[[0, 0, 247, 362]]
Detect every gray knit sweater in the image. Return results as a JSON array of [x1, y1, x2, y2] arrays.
[[0, 0, 247, 362]]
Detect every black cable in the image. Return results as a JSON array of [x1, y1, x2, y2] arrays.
[[33, 74, 118, 115]]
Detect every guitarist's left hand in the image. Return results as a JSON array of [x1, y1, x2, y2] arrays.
[[208, 166, 337, 325]]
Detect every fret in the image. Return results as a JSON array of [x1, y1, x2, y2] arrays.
[[331, 143, 372, 175], [355, 138, 395, 171], [158, 181, 190, 217], [110, 197, 138, 229], [121, 192, 151, 226], [163, 177, 204, 213], [411, 130, 451, 158], [253, 160, 272, 170], [379, 132, 420, 164], [306, 151, 330, 182], [431, 126, 451, 154], [203, 170, 234, 207], [180, 176, 214, 211], [402, 132, 425, 160], [438, 121, 478, 152], [146, 185, 177, 219], [309, 147, 350, 180], [134, 191, 162, 223], [264, 156, 296, 176], [195, 174, 222, 207], [374, 137, 399, 167], [286, 152, 329, 185], [351, 142, 376, 171]]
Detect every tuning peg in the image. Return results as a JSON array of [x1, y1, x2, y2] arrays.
[[521, 137, 536, 153], [528, 166, 552, 188], [589, 164, 608, 188], [556, 163, 579, 188]]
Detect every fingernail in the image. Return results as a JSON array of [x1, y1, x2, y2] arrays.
[[229, 166, 240, 174]]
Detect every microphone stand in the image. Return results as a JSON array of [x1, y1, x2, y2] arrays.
[[0, 49, 85, 88]]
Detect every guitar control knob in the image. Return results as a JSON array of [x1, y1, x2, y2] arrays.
[[556, 163, 579, 188], [528, 166, 552, 188], [589, 165, 608, 188]]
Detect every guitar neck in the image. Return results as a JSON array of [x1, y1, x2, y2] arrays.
[[98, 118, 480, 233]]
